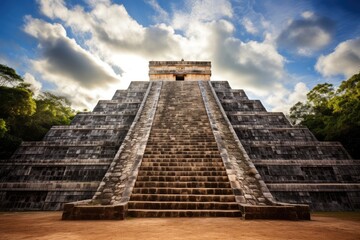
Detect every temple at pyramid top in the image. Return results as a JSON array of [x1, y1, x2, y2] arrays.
[[149, 60, 211, 81]]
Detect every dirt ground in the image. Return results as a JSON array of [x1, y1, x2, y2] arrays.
[[0, 212, 359, 240]]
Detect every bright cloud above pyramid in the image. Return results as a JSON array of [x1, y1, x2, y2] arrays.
[[0, 0, 359, 112]]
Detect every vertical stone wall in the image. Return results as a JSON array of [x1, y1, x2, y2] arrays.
[[149, 61, 211, 81], [211, 81, 360, 211], [0, 82, 150, 211]]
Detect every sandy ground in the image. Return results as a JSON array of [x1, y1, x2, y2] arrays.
[[0, 212, 359, 240]]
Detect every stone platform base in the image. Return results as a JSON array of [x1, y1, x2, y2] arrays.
[[239, 204, 310, 220], [62, 200, 310, 220], [62, 200, 128, 220]]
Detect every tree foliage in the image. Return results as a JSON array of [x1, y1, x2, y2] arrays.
[[290, 72, 360, 158], [20, 92, 75, 141], [0, 86, 36, 118], [0, 64, 23, 86], [0, 65, 75, 159], [0, 119, 7, 138]]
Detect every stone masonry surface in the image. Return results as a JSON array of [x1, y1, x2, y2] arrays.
[[92, 82, 162, 205], [127, 81, 241, 217], [211, 81, 360, 211], [199, 81, 274, 205], [64, 80, 309, 219], [1, 76, 358, 214], [0, 82, 150, 210]]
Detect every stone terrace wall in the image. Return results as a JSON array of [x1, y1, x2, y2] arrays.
[[211, 81, 360, 211], [0, 82, 150, 211]]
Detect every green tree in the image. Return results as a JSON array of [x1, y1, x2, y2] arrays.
[[0, 119, 7, 138], [290, 72, 360, 158], [21, 92, 75, 140], [0, 65, 75, 159], [0, 86, 36, 119], [0, 64, 23, 86]]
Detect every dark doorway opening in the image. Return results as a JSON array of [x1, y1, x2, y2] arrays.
[[176, 75, 185, 81]]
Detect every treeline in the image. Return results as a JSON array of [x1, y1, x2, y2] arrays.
[[290, 72, 360, 159], [0, 64, 75, 159]]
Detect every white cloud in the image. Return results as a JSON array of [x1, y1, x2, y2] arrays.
[[277, 13, 335, 56], [30, 0, 293, 112], [231, 0, 271, 37], [38, 0, 92, 33], [38, 0, 68, 19], [23, 17, 121, 109], [265, 82, 309, 113], [301, 11, 314, 19], [242, 17, 257, 34], [214, 37, 285, 94], [86, 0, 111, 7], [23, 73, 42, 96], [316, 38, 360, 78], [146, 0, 169, 22], [38, 0, 184, 58], [172, 0, 233, 30]]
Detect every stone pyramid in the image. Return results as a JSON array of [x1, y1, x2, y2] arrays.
[[1, 61, 359, 220]]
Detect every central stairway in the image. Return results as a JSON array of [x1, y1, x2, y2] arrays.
[[128, 81, 241, 217]]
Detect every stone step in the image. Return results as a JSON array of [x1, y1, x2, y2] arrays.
[[136, 176, 230, 182], [151, 129, 212, 131], [149, 135, 214, 139], [146, 142, 217, 146], [134, 181, 232, 188], [152, 125, 210, 127], [142, 158, 223, 162], [128, 201, 239, 210], [151, 124, 210, 126], [146, 142, 216, 145], [130, 194, 236, 202], [149, 133, 212, 136], [137, 171, 228, 177], [145, 142, 218, 146], [140, 162, 224, 167], [132, 187, 233, 195], [143, 151, 220, 155], [149, 130, 212, 133], [149, 127, 211, 130], [144, 147, 219, 151], [145, 145, 219, 150], [139, 166, 225, 171], [149, 127, 212, 129], [150, 126, 211, 128], [149, 129, 213, 132], [147, 139, 216, 143], [146, 139, 217, 142], [143, 154, 221, 158], [127, 209, 241, 217]]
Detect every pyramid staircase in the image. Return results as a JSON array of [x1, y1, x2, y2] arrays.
[[127, 81, 241, 217], [62, 80, 310, 220]]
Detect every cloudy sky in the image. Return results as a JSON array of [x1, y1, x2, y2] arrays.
[[0, 0, 359, 112]]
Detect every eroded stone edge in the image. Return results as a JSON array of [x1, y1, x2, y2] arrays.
[[202, 81, 310, 220], [62, 82, 162, 220]]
